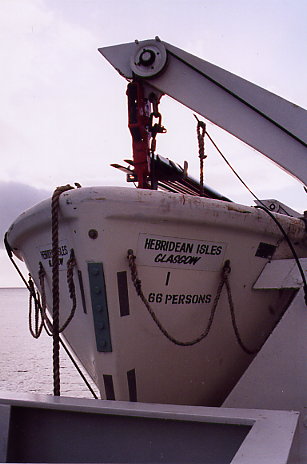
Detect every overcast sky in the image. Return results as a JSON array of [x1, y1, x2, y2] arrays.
[[0, 0, 306, 286]]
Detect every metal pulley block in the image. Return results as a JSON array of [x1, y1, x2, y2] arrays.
[[130, 39, 167, 78]]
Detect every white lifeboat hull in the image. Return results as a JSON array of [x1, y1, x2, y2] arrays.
[[6, 187, 307, 405]]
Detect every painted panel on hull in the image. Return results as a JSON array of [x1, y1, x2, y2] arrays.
[[137, 233, 227, 271], [88, 262, 112, 353]]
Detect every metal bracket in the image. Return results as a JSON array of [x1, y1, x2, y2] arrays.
[[254, 199, 302, 218], [253, 258, 307, 289], [88, 262, 112, 352]]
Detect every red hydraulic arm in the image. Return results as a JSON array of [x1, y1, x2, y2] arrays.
[[127, 80, 151, 188]]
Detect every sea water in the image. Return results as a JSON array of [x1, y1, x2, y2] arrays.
[[0, 287, 98, 398]]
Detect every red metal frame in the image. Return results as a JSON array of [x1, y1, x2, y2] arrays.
[[127, 81, 151, 188]]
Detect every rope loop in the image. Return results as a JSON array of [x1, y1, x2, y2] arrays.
[[28, 274, 44, 339], [127, 249, 226, 346], [127, 250, 260, 354], [222, 259, 231, 276], [194, 115, 207, 196], [59, 248, 77, 333], [37, 262, 53, 336]]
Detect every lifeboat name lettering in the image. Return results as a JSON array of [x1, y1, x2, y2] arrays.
[[144, 238, 194, 254], [38, 241, 69, 269], [137, 233, 227, 271], [40, 245, 68, 260], [154, 253, 201, 265]]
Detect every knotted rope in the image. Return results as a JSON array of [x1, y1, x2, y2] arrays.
[[195, 117, 207, 196], [51, 184, 75, 396]]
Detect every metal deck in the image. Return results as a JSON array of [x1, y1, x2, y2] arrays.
[[0, 391, 298, 463]]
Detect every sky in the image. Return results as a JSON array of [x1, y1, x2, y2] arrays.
[[0, 0, 306, 286]]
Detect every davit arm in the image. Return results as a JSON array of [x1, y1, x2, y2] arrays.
[[99, 38, 307, 188]]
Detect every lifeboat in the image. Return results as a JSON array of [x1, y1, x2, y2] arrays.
[[5, 38, 307, 406], [6, 185, 307, 405]]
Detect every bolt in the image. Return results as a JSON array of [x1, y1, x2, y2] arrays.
[[88, 229, 98, 239], [139, 49, 156, 67], [94, 286, 101, 294]]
